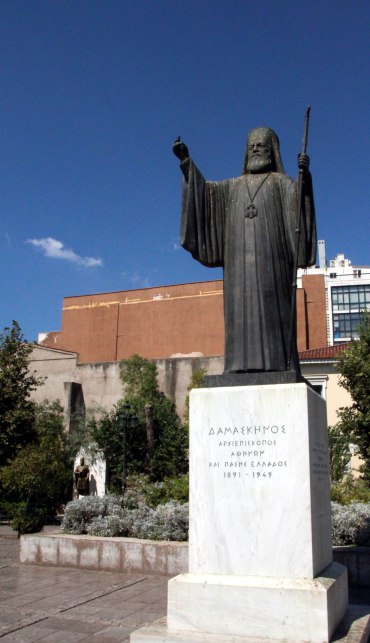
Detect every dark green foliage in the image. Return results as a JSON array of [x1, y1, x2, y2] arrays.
[[0, 323, 82, 525], [127, 473, 189, 508], [89, 355, 188, 490], [120, 354, 158, 400], [120, 355, 188, 481], [331, 474, 370, 504], [334, 313, 370, 480], [328, 424, 351, 482], [147, 393, 188, 480], [35, 400, 65, 439], [88, 404, 147, 493], [0, 433, 72, 516], [0, 321, 42, 466], [0, 400, 73, 520], [0, 500, 23, 519], [36, 400, 88, 469], [11, 504, 45, 535]]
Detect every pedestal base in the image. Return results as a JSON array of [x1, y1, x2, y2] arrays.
[[131, 563, 348, 643], [131, 384, 349, 642]]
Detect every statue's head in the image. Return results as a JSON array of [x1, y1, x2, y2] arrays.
[[80, 458, 85, 466], [242, 127, 285, 175]]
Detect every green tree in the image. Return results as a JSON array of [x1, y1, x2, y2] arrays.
[[87, 403, 147, 492], [35, 399, 88, 469], [89, 355, 188, 491], [121, 354, 158, 401], [334, 312, 370, 480], [0, 435, 70, 514], [0, 321, 42, 466], [328, 423, 351, 482], [0, 400, 73, 529], [120, 355, 188, 480]]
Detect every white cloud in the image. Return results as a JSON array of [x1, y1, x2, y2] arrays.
[[26, 237, 103, 267], [130, 272, 151, 288]]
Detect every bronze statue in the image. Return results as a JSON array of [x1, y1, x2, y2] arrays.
[[74, 458, 90, 496], [173, 124, 316, 381]]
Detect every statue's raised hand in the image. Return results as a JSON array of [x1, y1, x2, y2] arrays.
[[173, 137, 189, 162]]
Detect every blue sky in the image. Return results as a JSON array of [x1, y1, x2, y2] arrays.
[[1, 0, 369, 341]]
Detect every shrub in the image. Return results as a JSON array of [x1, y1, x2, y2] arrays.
[[61, 496, 370, 546], [125, 473, 189, 508], [11, 505, 45, 535], [0, 500, 23, 518], [86, 514, 129, 537], [61, 494, 189, 541], [331, 475, 370, 504], [143, 475, 189, 507], [127, 501, 189, 541], [332, 502, 370, 546], [61, 495, 124, 534]]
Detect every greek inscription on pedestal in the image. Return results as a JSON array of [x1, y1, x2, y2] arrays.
[[207, 422, 289, 482]]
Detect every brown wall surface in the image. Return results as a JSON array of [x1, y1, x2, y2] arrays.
[[51, 281, 224, 363], [61, 303, 120, 363], [301, 274, 327, 349], [41, 277, 327, 364], [116, 289, 224, 360]]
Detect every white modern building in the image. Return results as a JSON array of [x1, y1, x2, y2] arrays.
[[298, 241, 370, 346]]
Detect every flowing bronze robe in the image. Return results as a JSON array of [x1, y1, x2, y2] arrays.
[[180, 159, 316, 373]]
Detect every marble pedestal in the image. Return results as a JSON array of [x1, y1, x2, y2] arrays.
[[131, 384, 348, 643]]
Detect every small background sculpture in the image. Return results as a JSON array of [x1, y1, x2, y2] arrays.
[[74, 457, 90, 496]]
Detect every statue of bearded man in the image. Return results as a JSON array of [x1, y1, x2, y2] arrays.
[[173, 128, 316, 376]]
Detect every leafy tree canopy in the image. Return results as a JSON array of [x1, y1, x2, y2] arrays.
[[0, 321, 43, 465], [0, 399, 73, 515], [89, 355, 188, 492], [120, 354, 158, 401], [121, 355, 188, 480], [334, 312, 370, 480], [328, 423, 351, 482]]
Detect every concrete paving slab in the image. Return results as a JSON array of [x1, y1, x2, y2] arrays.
[[0, 529, 168, 642]]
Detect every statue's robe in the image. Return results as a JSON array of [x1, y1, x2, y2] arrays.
[[180, 159, 316, 373]]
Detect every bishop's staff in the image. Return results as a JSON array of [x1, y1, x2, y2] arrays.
[[287, 106, 311, 371]]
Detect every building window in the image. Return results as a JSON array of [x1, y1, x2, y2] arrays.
[[332, 284, 370, 340]]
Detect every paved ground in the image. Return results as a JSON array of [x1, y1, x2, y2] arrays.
[[1, 526, 370, 642], [0, 527, 167, 642]]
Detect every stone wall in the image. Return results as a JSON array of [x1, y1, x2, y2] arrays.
[[19, 534, 370, 588], [20, 534, 188, 576], [29, 345, 224, 419], [30, 345, 352, 425]]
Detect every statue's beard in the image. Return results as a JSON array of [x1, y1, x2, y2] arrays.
[[247, 155, 272, 173]]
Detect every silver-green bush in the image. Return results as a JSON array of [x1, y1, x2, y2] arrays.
[[62, 497, 370, 545], [86, 514, 129, 537], [61, 495, 188, 541], [130, 501, 189, 541], [332, 502, 370, 546], [61, 495, 124, 534]]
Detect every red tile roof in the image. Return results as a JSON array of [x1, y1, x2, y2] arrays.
[[299, 343, 351, 360]]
